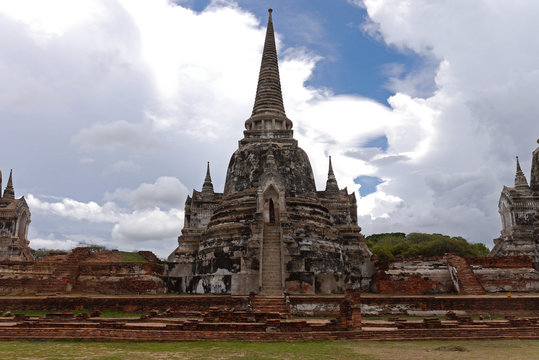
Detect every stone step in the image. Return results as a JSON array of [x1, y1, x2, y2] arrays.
[[252, 296, 287, 314], [446, 255, 485, 295], [262, 225, 282, 295]]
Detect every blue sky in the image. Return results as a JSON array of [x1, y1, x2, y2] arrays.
[[1, 0, 539, 257], [183, 0, 428, 103]]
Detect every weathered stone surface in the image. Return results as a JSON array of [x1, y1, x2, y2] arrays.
[[468, 256, 539, 292], [491, 146, 539, 264], [167, 10, 374, 295], [371, 254, 539, 294], [530, 139, 539, 191], [0, 170, 33, 262], [0, 248, 166, 295], [372, 256, 455, 295]]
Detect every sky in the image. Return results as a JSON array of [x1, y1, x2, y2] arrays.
[[1, 0, 539, 258]]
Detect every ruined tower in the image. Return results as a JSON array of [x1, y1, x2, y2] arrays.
[[491, 141, 539, 264], [0, 170, 33, 261], [168, 10, 374, 295]]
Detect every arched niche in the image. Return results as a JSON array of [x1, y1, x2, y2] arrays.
[[16, 211, 29, 242], [263, 185, 280, 225]]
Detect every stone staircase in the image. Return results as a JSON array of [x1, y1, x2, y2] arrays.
[[446, 254, 485, 295], [251, 296, 287, 314], [261, 225, 282, 295]]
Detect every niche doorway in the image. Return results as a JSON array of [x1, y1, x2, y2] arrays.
[[263, 186, 279, 226]]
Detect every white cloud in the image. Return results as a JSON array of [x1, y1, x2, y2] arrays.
[[27, 176, 187, 256], [79, 157, 95, 164], [107, 160, 140, 173], [112, 207, 183, 244], [105, 176, 188, 210], [29, 236, 79, 251], [72, 120, 162, 151], [357, 190, 403, 219], [343, 0, 539, 245], [27, 194, 121, 223], [0, 0, 106, 39], [6, 0, 539, 256]]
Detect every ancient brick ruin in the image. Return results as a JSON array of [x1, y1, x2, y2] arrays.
[[372, 254, 539, 295], [0, 248, 166, 295], [0, 292, 537, 342], [167, 9, 374, 295], [491, 142, 539, 263], [0, 11, 538, 312], [0, 170, 33, 262]]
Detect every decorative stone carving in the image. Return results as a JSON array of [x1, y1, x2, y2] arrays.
[[168, 10, 374, 295], [491, 145, 539, 264], [0, 169, 34, 261]]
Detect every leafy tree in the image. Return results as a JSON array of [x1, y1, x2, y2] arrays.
[[31, 248, 67, 259], [366, 232, 490, 261], [78, 243, 109, 252], [473, 242, 490, 257]]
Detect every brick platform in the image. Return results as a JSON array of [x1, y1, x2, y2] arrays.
[[0, 295, 537, 316], [0, 317, 536, 342], [0, 293, 537, 342]]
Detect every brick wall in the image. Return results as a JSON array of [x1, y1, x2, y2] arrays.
[[0, 255, 166, 295], [469, 256, 539, 292], [372, 255, 539, 295], [0, 295, 536, 317], [372, 257, 454, 295]]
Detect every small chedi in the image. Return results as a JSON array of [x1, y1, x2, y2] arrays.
[[490, 140, 539, 264], [167, 10, 374, 295], [0, 169, 33, 261]]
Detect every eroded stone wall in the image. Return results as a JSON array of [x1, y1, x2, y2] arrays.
[[372, 257, 454, 295], [0, 248, 166, 295], [372, 255, 539, 295], [469, 256, 539, 292]]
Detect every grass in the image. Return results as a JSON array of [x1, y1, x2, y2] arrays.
[[0, 340, 536, 359], [119, 251, 149, 263]]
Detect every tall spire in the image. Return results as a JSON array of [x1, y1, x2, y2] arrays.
[[3, 169, 15, 201], [531, 138, 539, 191], [325, 156, 340, 192], [515, 156, 529, 190], [0, 169, 2, 199], [244, 9, 293, 137], [202, 162, 214, 194]]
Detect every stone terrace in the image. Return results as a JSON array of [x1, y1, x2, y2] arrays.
[[0, 294, 536, 317], [0, 310, 536, 342], [0, 293, 537, 342]]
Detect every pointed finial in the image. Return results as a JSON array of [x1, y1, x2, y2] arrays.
[[244, 8, 293, 136], [515, 156, 529, 190], [325, 156, 339, 192], [3, 169, 15, 201], [205, 162, 211, 180], [202, 162, 214, 194], [0, 169, 2, 199]]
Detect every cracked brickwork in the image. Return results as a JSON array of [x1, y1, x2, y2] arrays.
[[167, 10, 374, 295]]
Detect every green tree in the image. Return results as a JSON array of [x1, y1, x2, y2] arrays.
[[365, 232, 490, 261], [31, 248, 67, 259]]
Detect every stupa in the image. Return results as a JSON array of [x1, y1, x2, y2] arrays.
[[491, 140, 539, 264], [168, 9, 374, 295], [0, 170, 33, 261]]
